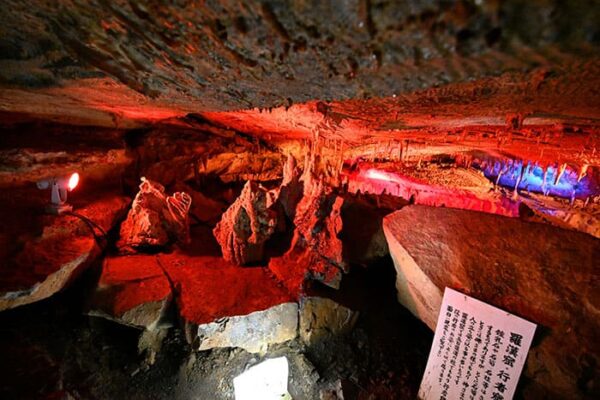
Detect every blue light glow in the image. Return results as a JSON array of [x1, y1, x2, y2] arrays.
[[474, 159, 596, 200]]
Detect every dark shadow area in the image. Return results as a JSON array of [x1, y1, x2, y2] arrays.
[[306, 256, 433, 399]]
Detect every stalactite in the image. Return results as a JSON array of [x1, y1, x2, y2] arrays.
[[577, 164, 589, 182], [555, 163, 567, 186]]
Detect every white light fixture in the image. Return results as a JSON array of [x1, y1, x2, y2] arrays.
[[36, 172, 80, 214], [234, 357, 291, 400]]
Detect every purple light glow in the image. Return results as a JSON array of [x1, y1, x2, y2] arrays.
[[474, 159, 597, 200]]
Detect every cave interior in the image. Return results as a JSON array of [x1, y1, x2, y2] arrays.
[[0, 1, 599, 399]]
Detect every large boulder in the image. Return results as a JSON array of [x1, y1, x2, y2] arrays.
[[118, 178, 191, 252], [383, 205, 600, 398], [213, 181, 278, 265], [87, 255, 172, 331], [0, 195, 130, 311], [156, 248, 297, 352]]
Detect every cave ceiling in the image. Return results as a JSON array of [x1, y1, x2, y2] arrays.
[[1, 0, 599, 166]]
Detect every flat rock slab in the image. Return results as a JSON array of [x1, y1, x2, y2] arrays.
[[196, 302, 298, 354], [157, 252, 296, 325], [383, 205, 600, 398], [0, 195, 130, 311], [88, 255, 172, 330], [159, 252, 299, 353]]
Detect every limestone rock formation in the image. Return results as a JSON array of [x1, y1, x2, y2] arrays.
[[294, 178, 345, 266], [278, 154, 304, 220], [119, 178, 191, 252], [299, 297, 358, 346], [130, 123, 284, 188], [383, 205, 600, 398], [0, 195, 130, 311], [196, 302, 298, 354], [1, 0, 599, 135], [292, 176, 347, 287], [213, 181, 278, 265], [268, 172, 348, 290], [88, 255, 172, 331]]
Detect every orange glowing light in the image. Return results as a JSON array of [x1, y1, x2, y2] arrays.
[[68, 172, 79, 190]]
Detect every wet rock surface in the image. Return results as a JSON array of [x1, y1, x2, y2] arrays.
[[383, 205, 600, 399]]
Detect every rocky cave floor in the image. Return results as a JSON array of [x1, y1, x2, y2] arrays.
[[0, 253, 432, 400]]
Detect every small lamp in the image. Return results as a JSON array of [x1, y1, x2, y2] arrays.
[[36, 172, 79, 214]]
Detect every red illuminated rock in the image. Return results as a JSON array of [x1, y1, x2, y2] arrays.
[[347, 164, 520, 218], [118, 178, 192, 252], [133, 123, 284, 187], [383, 205, 600, 398], [0, 195, 130, 311], [88, 255, 171, 330], [292, 177, 347, 287], [213, 181, 278, 265], [85, 228, 362, 354], [267, 172, 349, 290], [156, 247, 298, 353], [171, 183, 227, 225]]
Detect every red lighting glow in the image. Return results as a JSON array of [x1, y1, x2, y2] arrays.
[[365, 169, 394, 182], [68, 172, 79, 190]]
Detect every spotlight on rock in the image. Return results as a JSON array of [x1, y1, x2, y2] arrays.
[[36, 172, 80, 214], [365, 168, 394, 182], [233, 357, 291, 400]]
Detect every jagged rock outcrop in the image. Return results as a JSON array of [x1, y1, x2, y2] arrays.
[[0, 195, 130, 311], [213, 181, 278, 265], [383, 205, 600, 399], [291, 176, 347, 287], [296, 176, 344, 261], [118, 178, 191, 252]]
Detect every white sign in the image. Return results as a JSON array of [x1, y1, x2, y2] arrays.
[[234, 357, 291, 400], [419, 288, 536, 400]]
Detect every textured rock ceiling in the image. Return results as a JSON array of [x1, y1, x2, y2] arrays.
[[0, 0, 599, 166]]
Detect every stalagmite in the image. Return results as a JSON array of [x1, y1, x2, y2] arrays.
[[213, 181, 278, 265]]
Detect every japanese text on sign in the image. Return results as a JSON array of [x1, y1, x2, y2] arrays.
[[419, 288, 536, 400]]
